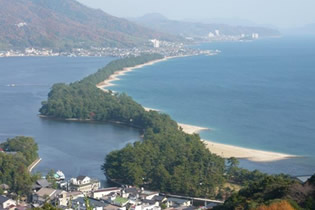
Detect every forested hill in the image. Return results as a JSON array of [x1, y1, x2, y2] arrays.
[[39, 54, 164, 123], [214, 174, 315, 210], [39, 54, 227, 197], [39, 54, 314, 202], [0, 137, 39, 196], [0, 0, 176, 50]]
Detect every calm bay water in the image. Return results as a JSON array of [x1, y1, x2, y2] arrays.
[[0, 37, 314, 180], [0, 56, 141, 181], [111, 37, 315, 176]]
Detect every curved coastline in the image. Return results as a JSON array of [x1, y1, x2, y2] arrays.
[[96, 55, 183, 92], [95, 57, 298, 163]]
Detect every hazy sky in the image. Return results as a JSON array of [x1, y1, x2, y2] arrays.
[[77, 0, 315, 28]]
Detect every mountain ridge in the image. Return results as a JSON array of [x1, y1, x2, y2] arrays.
[[0, 0, 176, 50], [130, 13, 281, 38]]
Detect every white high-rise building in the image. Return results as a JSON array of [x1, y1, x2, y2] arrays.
[[252, 33, 259, 39], [208, 32, 215, 38], [150, 39, 160, 48], [215, 30, 220, 36]]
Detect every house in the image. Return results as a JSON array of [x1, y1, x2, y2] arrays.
[[32, 179, 50, 192], [122, 187, 139, 199], [65, 191, 84, 201], [0, 195, 16, 209], [130, 203, 160, 210], [76, 176, 91, 185], [111, 196, 129, 207], [70, 176, 100, 193], [32, 188, 67, 206], [152, 196, 167, 204], [166, 198, 191, 208], [139, 190, 159, 200], [72, 197, 108, 210], [93, 187, 121, 199]]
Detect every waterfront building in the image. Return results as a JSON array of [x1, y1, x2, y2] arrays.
[[69, 176, 101, 194]]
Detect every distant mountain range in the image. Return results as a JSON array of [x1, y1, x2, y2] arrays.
[[0, 0, 176, 50], [130, 13, 281, 38]]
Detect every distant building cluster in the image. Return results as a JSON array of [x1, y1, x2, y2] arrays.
[[204, 29, 260, 41], [0, 41, 219, 58]]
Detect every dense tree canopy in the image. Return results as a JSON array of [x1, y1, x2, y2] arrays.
[[39, 54, 312, 202], [214, 174, 315, 210], [0, 136, 39, 196], [39, 54, 226, 198]]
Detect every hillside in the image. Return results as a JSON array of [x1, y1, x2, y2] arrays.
[[215, 174, 315, 210], [0, 0, 175, 50], [130, 13, 281, 38]]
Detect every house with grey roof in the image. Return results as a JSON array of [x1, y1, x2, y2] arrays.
[[166, 198, 191, 208], [32, 179, 51, 192], [0, 195, 16, 209], [32, 188, 67, 206], [92, 187, 121, 199], [72, 197, 108, 210]]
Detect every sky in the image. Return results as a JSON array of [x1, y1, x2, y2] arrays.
[[76, 0, 315, 28]]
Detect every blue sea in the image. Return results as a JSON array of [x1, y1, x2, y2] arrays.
[[110, 36, 315, 176], [0, 56, 141, 181]]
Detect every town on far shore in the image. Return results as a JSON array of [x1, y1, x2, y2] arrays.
[[0, 29, 262, 58], [0, 170, 223, 210]]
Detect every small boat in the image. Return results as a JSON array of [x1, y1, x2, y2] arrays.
[[54, 170, 65, 181]]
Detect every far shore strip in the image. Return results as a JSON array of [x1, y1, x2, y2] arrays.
[[96, 56, 297, 163]]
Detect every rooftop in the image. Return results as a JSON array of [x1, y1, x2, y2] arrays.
[[114, 196, 129, 206], [0, 195, 10, 204], [168, 198, 190, 205], [94, 187, 120, 193], [35, 188, 56, 198], [77, 175, 88, 181]]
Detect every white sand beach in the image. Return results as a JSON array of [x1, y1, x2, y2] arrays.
[[96, 56, 297, 163], [201, 140, 297, 162], [96, 56, 179, 92], [177, 122, 297, 162], [178, 123, 209, 134]]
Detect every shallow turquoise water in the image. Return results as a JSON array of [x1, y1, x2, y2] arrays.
[[110, 37, 315, 176]]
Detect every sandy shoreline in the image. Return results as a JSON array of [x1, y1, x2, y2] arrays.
[[142, 107, 297, 162], [178, 123, 210, 134], [96, 56, 183, 92], [178, 123, 296, 162], [96, 56, 298, 163], [201, 140, 297, 162]]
